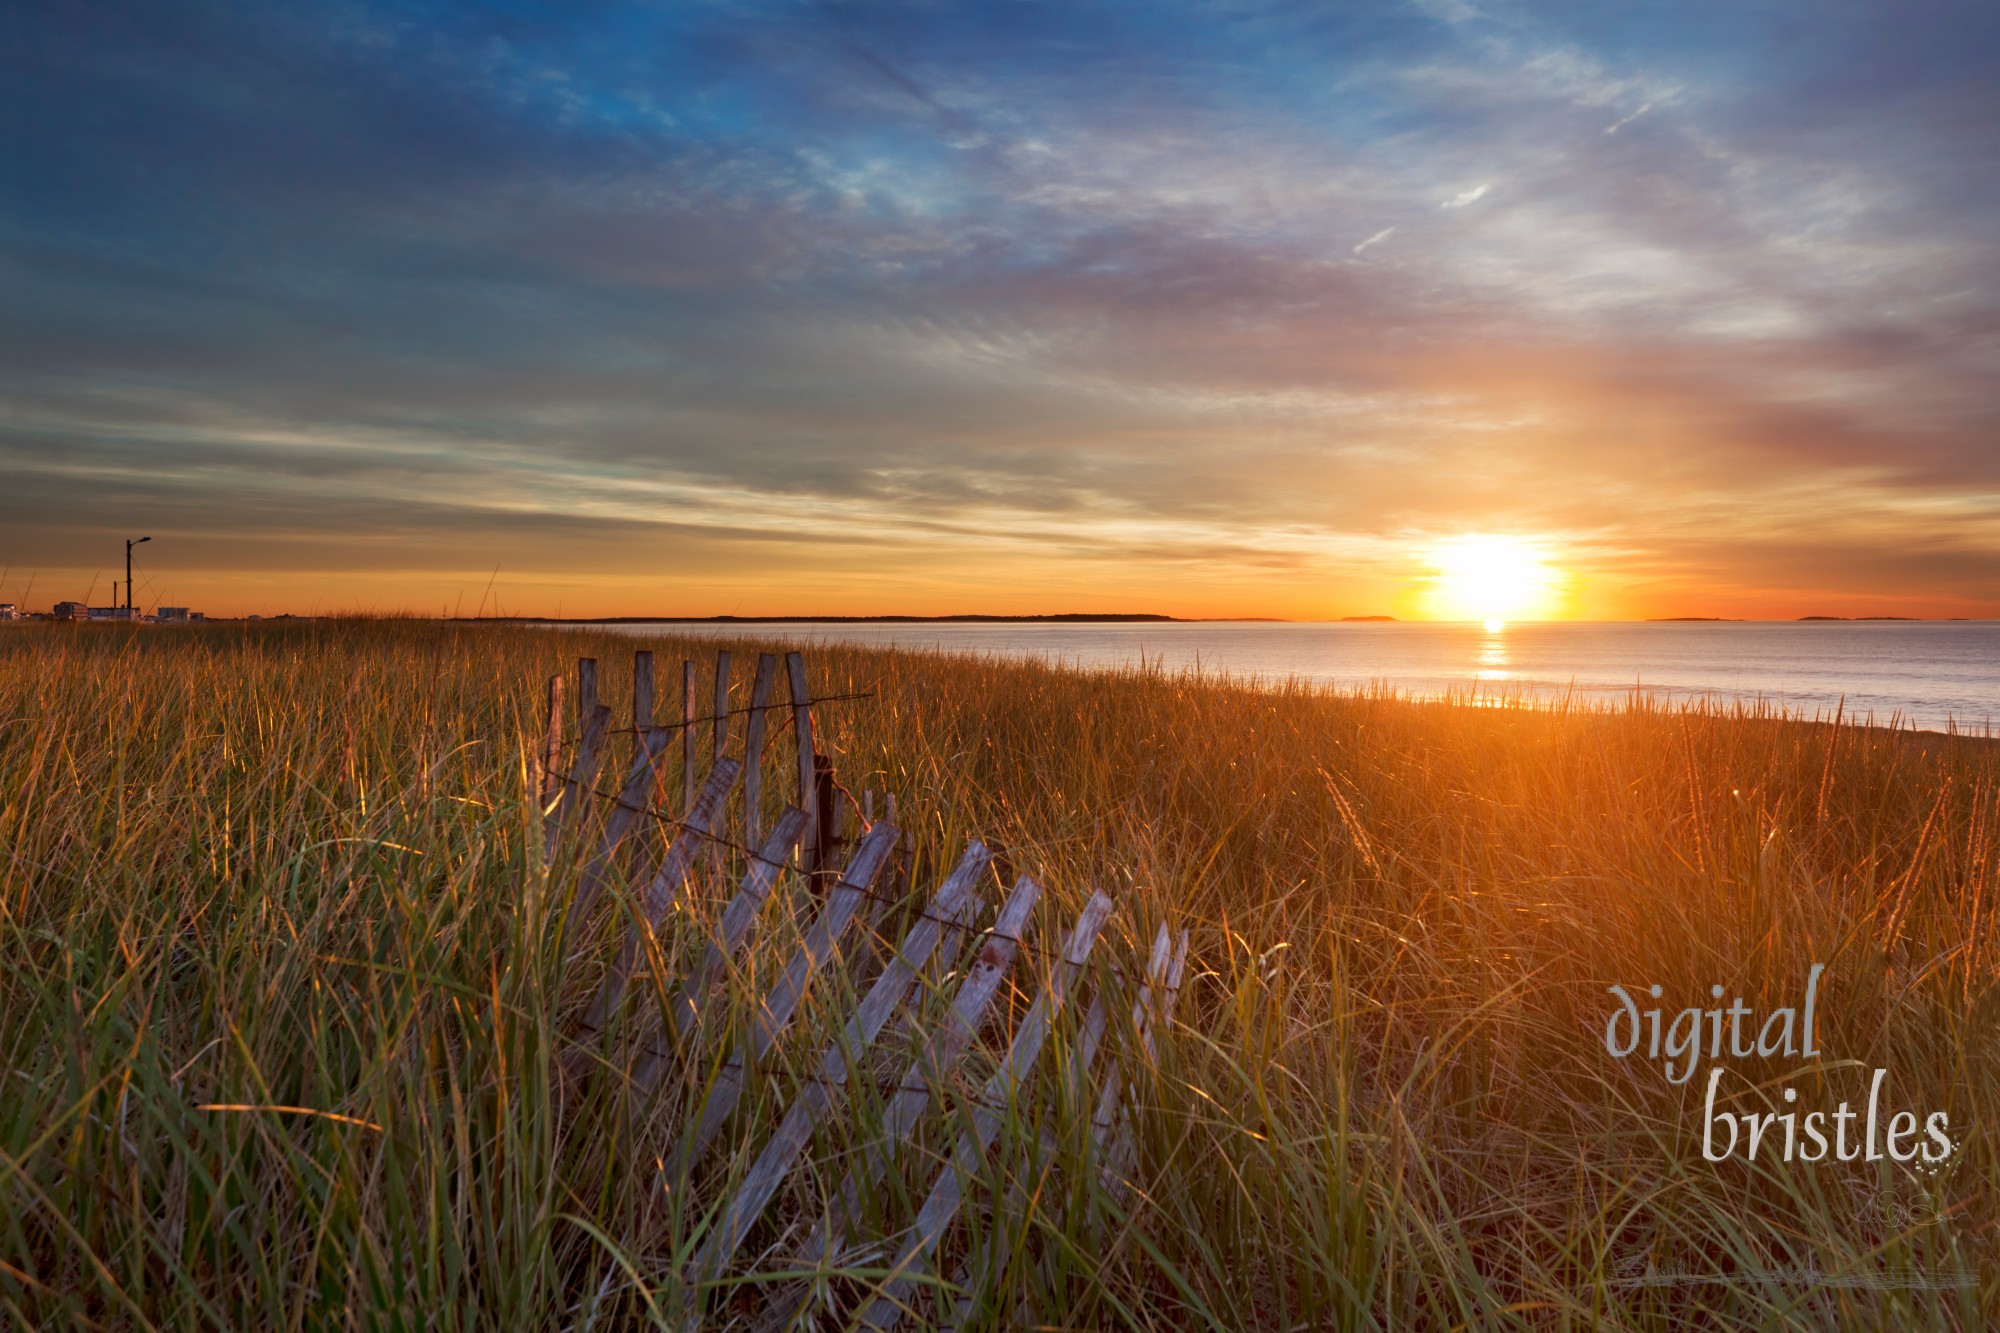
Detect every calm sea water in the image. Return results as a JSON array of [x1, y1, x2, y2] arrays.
[[587, 621, 2000, 734]]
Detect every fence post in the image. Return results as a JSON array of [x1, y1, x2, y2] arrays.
[[786, 651, 816, 869], [744, 653, 778, 848], [813, 755, 839, 891]]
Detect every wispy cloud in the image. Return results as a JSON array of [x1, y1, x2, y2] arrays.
[[1353, 226, 1398, 254], [1604, 102, 1654, 134]]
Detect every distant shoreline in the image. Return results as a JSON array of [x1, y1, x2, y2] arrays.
[[477, 614, 1985, 626], [11, 614, 1992, 626], [468, 613, 1288, 625]]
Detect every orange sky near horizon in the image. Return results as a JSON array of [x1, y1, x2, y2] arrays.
[[9, 531, 1993, 622]]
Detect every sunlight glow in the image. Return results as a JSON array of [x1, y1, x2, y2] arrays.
[[1422, 535, 1567, 625]]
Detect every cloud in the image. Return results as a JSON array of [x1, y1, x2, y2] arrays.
[[1353, 226, 1398, 254], [1604, 102, 1653, 134], [2, 0, 1997, 616]]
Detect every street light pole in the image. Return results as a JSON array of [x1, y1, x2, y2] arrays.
[[126, 537, 150, 615]]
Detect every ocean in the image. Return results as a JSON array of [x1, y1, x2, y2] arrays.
[[585, 620, 2000, 735]]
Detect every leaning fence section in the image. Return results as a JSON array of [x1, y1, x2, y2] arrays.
[[534, 644, 1187, 1330]]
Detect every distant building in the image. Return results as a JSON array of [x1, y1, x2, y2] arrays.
[[86, 606, 135, 622], [0, 603, 17, 620], [157, 607, 191, 623], [53, 601, 88, 621]]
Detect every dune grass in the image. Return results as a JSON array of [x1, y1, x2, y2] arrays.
[[0, 618, 1994, 1330]]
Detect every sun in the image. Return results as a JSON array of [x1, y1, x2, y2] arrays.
[[1421, 535, 1566, 627]]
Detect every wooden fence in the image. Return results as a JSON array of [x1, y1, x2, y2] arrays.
[[538, 647, 1187, 1329]]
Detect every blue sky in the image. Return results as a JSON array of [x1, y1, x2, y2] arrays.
[[4, 0, 1997, 616]]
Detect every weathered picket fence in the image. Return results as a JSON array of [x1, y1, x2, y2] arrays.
[[536, 648, 1187, 1329]]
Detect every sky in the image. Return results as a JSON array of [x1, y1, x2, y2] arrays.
[[4, 0, 1998, 620]]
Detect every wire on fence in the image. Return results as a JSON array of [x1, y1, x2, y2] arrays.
[[561, 779, 1143, 978], [543, 668, 1155, 975]]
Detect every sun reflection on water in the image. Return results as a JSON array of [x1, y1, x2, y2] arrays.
[[1477, 622, 1510, 682]]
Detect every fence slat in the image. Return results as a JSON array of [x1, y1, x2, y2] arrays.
[[685, 841, 994, 1298], [538, 674, 564, 809], [745, 820, 900, 1063], [562, 724, 675, 950], [758, 874, 1043, 1333], [681, 659, 697, 816], [781, 874, 1043, 1301], [709, 651, 732, 879], [785, 651, 815, 863], [636, 651, 662, 867], [546, 702, 611, 859], [633, 650, 655, 765], [857, 889, 1116, 1332], [1093, 925, 1182, 1148], [577, 657, 599, 731], [743, 653, 778, 848], [666, 820, 900, 1169], [945, 923, 1180, 1332], [582, 756, 742, 1034], [663, 805, 812, 1045], [713, 650, 731, 759], [1101, 927, 1190, 1187]]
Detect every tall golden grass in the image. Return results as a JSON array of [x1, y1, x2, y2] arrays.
[[1, 618, 1993, 1329]]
